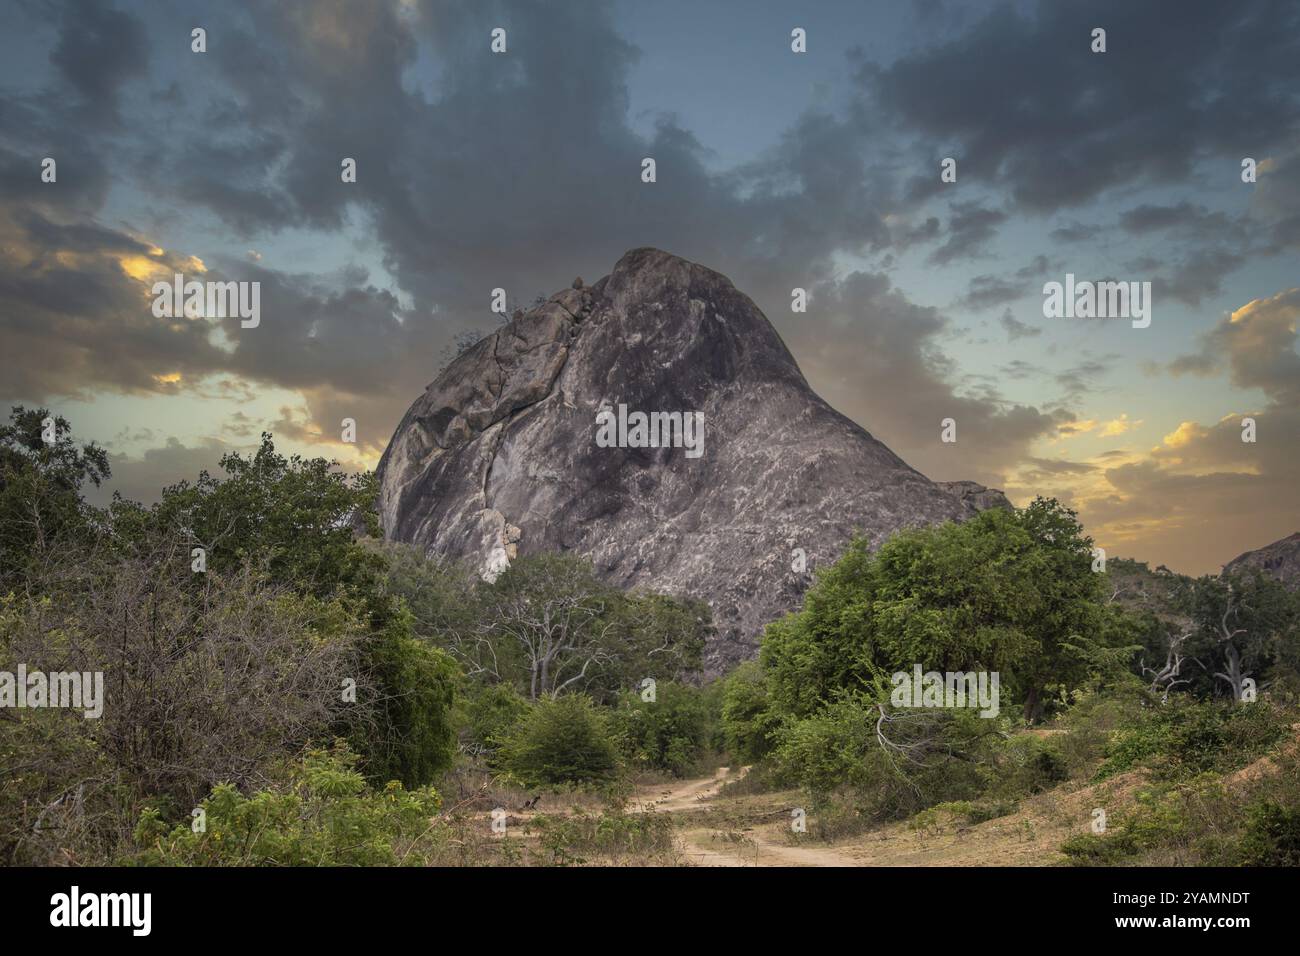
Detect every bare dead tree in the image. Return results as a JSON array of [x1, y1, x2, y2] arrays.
[[478, 587, 618, 699], [871, 703, 1002, 801], [1212, 589, 1252, 701], [1140, 627, 1198, 695]]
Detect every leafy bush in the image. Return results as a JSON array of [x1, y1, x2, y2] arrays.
[[1061, 830, 1140, 865], [457, 681, 531, 760], [721, 660, 779, 762], [1053, 687, 1146, 778], [769, 693, 879, 797], [771, 686, 1006, 821], [1061, 771, 1300, 867], [990, 734, 1070, 798], [1239, 801, 1300, 866], [608, 681, 711, 776], [355, 623, 459, 787], [532, 809, 674, 864], [909, 799, 1016, 832], [1097, 697, 1290, 781], [132, 743, 442, 866], [0, 564, 362, 865], [498, 694, 619, 787]]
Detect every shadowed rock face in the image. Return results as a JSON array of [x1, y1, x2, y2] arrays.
[[1223, 533, 1300, 590], [378, 248, 1007, 673]]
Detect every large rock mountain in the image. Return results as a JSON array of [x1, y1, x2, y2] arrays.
[[377, 248, 1007, 673], [1223, 533, 1300, 590]]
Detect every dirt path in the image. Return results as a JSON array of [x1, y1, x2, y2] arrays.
[[632, 766, 737, 813], [471, 753, 1162, 866], [675, 823, 867, 867], [633, 767, 866, 866], [631, 765, 1151, 867]]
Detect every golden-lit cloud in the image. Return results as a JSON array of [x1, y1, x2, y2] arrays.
[[1056, 419, 1097, 438], [1064, 288, 1300, 572], [118, 254, 166, 281], [1097, 414, 1140, 437], [1160, 420, 1205, 450]]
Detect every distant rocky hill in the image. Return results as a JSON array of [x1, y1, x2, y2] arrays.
[[1224, 533, 1300, 590], [377, 248, 1008, 673]]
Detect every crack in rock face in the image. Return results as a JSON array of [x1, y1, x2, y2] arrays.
[[376, 248, 1009, 675]]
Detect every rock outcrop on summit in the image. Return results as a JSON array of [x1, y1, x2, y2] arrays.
[[377, 248, 1008, 673], [1223, 533, 1300, 591]]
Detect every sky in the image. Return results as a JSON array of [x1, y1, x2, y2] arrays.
[[1, 0, 1297, 575]]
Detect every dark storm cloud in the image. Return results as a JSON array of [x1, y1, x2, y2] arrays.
[[959, 275, 1022, 310], [786, 270, 1060, 485], [957, 255, 1057, 311], [1252, 152, 1300, 250], [216, 260, 411, 396], [862, 0, 1300, 212], [0, 200, 417, 407], [0, 204, 230, 399], [0, 95, 112, 212], [11, 0, 1265, 501], [5, 1, 920, 426], [1150, 248, 1247, 306], [928, 201, 1006, 265], [890, 215, 941, 249], [1119, 202, 1247, 242], [48, 0, 148, 124]]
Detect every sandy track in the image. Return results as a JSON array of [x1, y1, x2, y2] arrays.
[[632, 766, 737, 813], [632, 765, 1154, 867], [633, 767, 865, 866]]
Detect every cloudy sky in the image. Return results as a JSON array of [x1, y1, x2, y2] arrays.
[[2, 0, 1297, 574]]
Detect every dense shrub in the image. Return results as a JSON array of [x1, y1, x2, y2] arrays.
[[608, 681, 712, 776], [355, 622, 459, 787], [498, 694, 620, 787], [457, 681, 531, 760], [1097, 697, 1290, 781], [991, 734, 1070, 798], [1061, 756, 1300, 867], [0, 563, 362, 865], [760, 499, 1125, 725], [1239, 801, 1300, 866], [720, 660, 779, 763], [132, 744, 442, 866]]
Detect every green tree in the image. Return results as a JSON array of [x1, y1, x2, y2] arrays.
[[456, 681, 531, 760], [0, 406, 109, 586], [608, 681, 710, 776], [761, 498, 1116, 723], [132, 433, 381, 600], [721, 660, 778, 762], [356, 615, 461, 787], [458, 553, 706, 701], [1188, 571, 1297, 701], [498, 694, 619, 787], [130, 435, 459, 787]]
